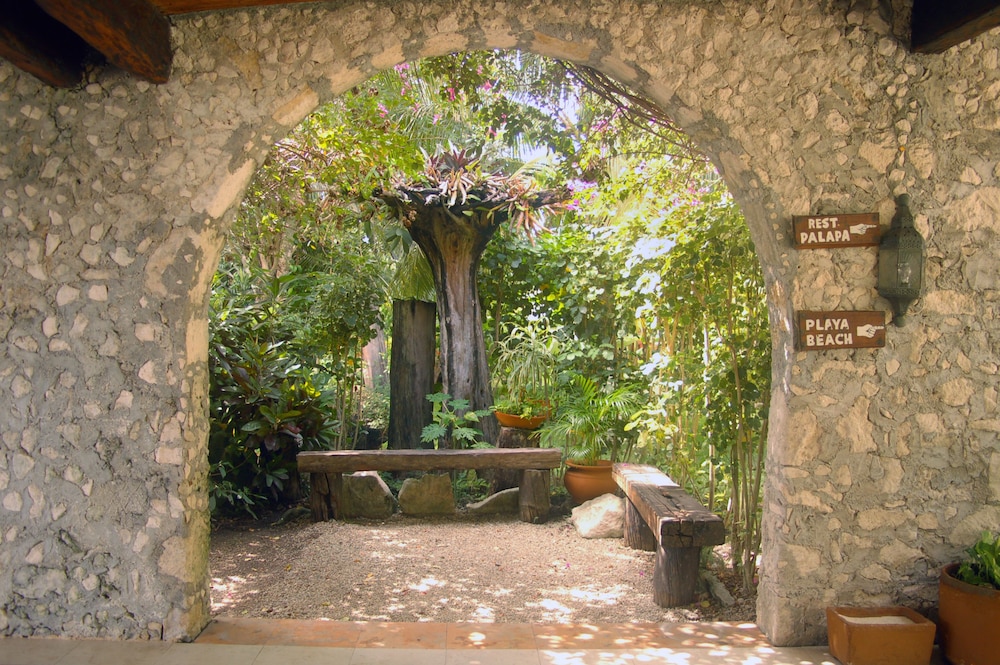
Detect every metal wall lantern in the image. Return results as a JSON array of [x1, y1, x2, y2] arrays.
[[878, 194, 925, 326]]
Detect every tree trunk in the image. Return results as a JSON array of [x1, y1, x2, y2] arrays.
[[407, 207, 499, 446], [362, 324, 387, 390], [492, 426, 539, 492], [388, 299, 437, 449]]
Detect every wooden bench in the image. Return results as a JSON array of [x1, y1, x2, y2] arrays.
[[613, 462, 726, 607], [297, 447, 563, 524]]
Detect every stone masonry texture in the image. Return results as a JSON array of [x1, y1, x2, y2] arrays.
[[1, 0, 999, 646]]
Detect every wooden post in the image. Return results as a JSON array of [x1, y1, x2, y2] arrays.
[[653, 545, 702, 607], [518, 469, 550, 524], [388, 299, 436, 449], [624, 497, 657, 551]]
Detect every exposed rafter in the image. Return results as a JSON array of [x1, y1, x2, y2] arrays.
[[912, 0, 1000, 53], [35, 0, 172, 84], [0, 2, 90, 88]]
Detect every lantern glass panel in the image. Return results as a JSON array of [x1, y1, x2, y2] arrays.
[[898, 246, 921, 290], [878, 246, 898, 291]]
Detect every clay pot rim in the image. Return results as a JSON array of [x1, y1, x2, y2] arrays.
[[565, 458, 613, 469], [941, 562, 1000, 598]]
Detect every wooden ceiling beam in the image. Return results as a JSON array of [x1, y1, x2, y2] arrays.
[[0, 3, 90, 88], [912, 0, 1000, 53], [34, 0, 173, 84]]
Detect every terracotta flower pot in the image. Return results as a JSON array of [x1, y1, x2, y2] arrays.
[[939, 563, 1000, 665], [494, 410, 547, 430], [563, 459, 618, 503]]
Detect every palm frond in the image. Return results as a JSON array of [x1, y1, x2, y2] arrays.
[[389, 244, 436, 302]]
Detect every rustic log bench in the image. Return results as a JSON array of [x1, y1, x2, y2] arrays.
[[297, 447, 562, 524], [613, 462, 726, 607]]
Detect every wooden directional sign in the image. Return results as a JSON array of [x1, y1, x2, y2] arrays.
[[797, 311, 886, 351], [793, 213, 880, 249]]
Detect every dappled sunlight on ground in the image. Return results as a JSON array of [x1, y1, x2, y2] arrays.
[[209, 513, 757, 624]]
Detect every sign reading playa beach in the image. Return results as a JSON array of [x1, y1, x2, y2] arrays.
[[797, 311, 886, 351], [793, 213, 880, 249]]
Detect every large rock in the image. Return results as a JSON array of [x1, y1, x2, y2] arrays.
[[341, 471, 396, 519], [570, 493, 625, 538], [466, 487, 520, 515], [398, 473, 455, 515]]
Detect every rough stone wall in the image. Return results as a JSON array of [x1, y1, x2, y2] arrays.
[[0, 0, 997, 645]]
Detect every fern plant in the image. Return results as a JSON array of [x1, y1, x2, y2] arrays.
[[957, 531, 1000, 590], [420, 392, 492, 449]]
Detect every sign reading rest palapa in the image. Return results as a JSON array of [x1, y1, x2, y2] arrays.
[[797, 311, 886, 351], [793, 213, 880, 249]]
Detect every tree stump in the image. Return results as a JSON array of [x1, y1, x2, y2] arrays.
[[491, 426, 540, 492], [518, 469, 550, 524]]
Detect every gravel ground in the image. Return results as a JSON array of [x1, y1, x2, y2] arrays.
[[209, 510, 756, 625]]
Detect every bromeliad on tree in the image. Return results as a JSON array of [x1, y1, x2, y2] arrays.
[[378, 146, 567, 445]]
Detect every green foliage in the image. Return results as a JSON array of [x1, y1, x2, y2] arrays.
[[452, 470, 490, 505], [209, 256, 382, 513], [208, 331, 335, 510], [957, 531, 1000, 590], [480, 138, 768, 590], [491, 319, 559, 414], [208, 461, 267, 519], [360, 380, 391, 434], [540, 374, 643, 465], [420, 393, 493, 449], [481, 222, 641, 391]]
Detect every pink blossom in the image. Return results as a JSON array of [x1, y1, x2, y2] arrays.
[[566, 179, 596, 193]]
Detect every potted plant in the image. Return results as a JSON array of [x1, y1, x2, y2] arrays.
[[492, 396, 549, 430], [491, 321, 558, 430], [938, 530, 1000, 665], [540, 374, 641, 503]]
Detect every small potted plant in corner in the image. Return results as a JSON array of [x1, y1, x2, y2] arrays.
[[539, 374, 641, 503], [938, 530, 1000, 665], [490, 321, 558, 431]]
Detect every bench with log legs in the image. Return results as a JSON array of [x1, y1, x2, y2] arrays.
[[297, 447, 563, 524], [613, 462, 726, 607]]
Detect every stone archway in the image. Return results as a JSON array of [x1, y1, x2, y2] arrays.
[[3, 0, 1000, 647], [191, 10, 801, 631]]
